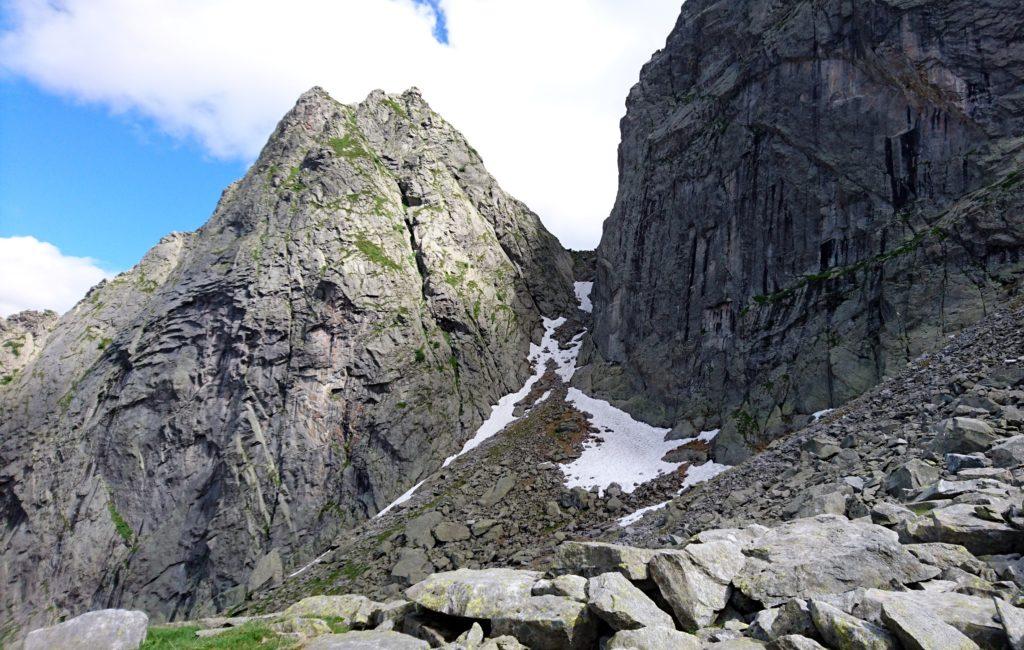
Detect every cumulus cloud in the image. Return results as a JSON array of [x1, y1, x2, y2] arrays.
[[0, 0, 681, 249], [0, 236, 112, 316]]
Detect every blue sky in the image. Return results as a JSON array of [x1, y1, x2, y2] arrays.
[[0, 0, 448, 272], [0, 79, 245, 270], [0, 0, 678, 315]]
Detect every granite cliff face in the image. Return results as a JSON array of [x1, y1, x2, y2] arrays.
[[0, 87, 573, 632], [586, 0, 1024, 462]]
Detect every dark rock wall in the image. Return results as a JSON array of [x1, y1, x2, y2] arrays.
[[587, 0, 1024, 459]]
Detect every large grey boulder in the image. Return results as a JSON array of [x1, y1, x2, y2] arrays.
[[650, 540, 745, 629], [859, 589, 1003, 647], [586, 572, 675, 630], [879, 599, 979, 650], [391, 548, 433, 586], [405, 568, 541, 619], [994, 598, 1024, 650], [533, 575, 587, 602], [247, 549, 283, 593], [23, 609, 148, 650], [555, 541, 661, 580], [808, 599, 896, 650], [990, 436, 1024, 469], [886, 460, 940, 498], [305, 630, 430, 649], [490, 595, 598, 650], [732, 516, 938, 607], [905, 503, 1024, 555], [606, 626, 701, 649], [930, 418, 1001, 455], [284, 595, 379, 628], [772, 636, 826, 650]]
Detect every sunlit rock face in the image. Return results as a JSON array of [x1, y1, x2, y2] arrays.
[[0, 87, 574, 632]]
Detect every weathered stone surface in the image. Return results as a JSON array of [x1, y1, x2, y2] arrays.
[[606, 626, 701, 650], [771, 636, 826, 650], [270, 616, 332, 638], [405, 568, 541, 619], [555, 541, 659, 580], [585, 0, 1024, 463], [391, 548, 433, 586], [247, 549, 283, 593], [930, 419, 1001, 455], [586, 571, 674, 630], [904, 544, 992, 580], [650, 540, 744, 629], [990, 436, 1024, 469], [479, 474, 517, 508], [905, 503, 1024, 555], [283, 595, 378, 628], [886, 460, 940, 497], [433, 522, 471, 544], [405, 512, 443, 550], [0, 86, 575, 632], [23, 609, 148, 650], [491, 595, 598, 650], [995, 598, 1024, 650], [305, 630, 430, 649], [880, 599, 979, 650], [860, 589, 1002, 648], [808, 599, 895, 650], [533, 575, 587, 602], [732, 516, 938, 607]]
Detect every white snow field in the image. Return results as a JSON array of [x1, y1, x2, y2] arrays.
[[375, 278, 732, 521], [561, 389, 679, 494], [574, 281, 594, 313], [443, 315, 580, 467], [616, 459, 731, 527], [375, 479, 426, 519]]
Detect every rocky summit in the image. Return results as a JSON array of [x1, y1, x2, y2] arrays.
[[5, 0, 1024, 648], [0, 87, 573, 635]]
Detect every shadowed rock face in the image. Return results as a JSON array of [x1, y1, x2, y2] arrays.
[[0, 87, 573, 632], [586, 0, 1024, 461]]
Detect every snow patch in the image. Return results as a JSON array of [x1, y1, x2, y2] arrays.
[[617, 500, 670, 527], [680, 460, 731, 489], [697, 428, 720, 442], [812, 409, 835, 422], [375, 479, 425, 519], [443, 316, 581, 467], [535, 389, 552, 406], [560, 388, 680, 495], [616, 460, 731, 527], [574, 281, 594, 313], [287, 549, 332, 578]]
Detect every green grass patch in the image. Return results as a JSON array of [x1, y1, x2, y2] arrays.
[[382, 97, 407, 118], [107, 500, 134, 545], [354, 236, 401, 271], [329, 134, 370, 160], [3, 339, 24, 357], [414, 347, 426, 364], [0, 372, 16, 386], [141, 622, 296, 649], [97, 337, 113, 350], [340, 562, 369, 579]]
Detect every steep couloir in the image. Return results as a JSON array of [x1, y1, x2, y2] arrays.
[[0, 87, 574, 635], [584, 0, 1024, 463]]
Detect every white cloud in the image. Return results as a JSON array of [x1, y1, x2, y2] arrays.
[[0, 236, 112, 316], [0, 0, 681, 250]]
